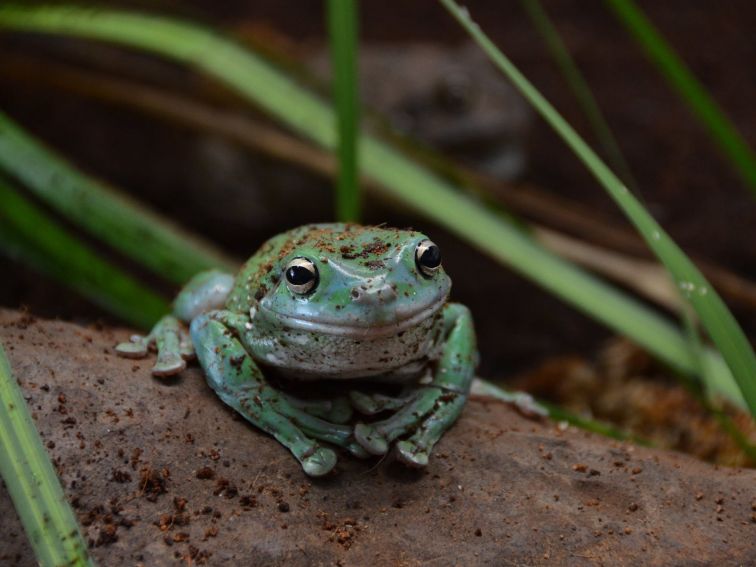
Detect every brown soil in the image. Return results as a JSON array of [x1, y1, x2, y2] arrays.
[[1, 309, 755, 566]]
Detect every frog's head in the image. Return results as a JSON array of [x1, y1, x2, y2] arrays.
[[257, 224, 450, 338], [246, 224, 451, 378]]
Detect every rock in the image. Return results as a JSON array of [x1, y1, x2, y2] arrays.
[[0, 309, 754, 566]]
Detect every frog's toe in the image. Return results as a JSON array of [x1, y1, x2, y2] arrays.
[[395, 440, 429, 468], [346, 441, 371, 459], [281, 394, 354, 424], [354, 423, 389, 455], [115, 336, 149, 358], [179, 328, 195, 360], [151, 353, 186, 377], [301, 447, 338, 477], [349, 391, 409, 415], [349, 391, 384, 415]]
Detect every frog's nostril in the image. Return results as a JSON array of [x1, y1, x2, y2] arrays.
[[351, 283, 397, 304], [379, 284, 398, 302]]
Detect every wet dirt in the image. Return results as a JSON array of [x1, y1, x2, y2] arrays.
[[1, 309, 754, 566]]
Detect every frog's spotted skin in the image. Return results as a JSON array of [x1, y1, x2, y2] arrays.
[[117, 224, 477, 476]]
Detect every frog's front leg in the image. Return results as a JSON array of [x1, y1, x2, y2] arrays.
[[116, 270, 234, 375], [191, 310, 367, 477], [354, 303, 476, 467]]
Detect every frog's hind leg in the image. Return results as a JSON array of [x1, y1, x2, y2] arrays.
[[354, 303, 476, 465], [192, 311, 364, 475]]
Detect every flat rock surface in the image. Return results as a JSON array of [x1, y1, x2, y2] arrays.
[[1, 310, 754, 566]]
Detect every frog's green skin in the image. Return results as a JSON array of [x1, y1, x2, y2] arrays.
[[116, 224, 477, 477]]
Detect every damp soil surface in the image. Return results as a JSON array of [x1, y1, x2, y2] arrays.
[[1, 309, 755, 566]]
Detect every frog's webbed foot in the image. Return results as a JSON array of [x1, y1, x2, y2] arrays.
[[354, 303, 476, 467], [394, 393, 467, 467], [115, 315, 194, 376], [192, 311, 369, 477]]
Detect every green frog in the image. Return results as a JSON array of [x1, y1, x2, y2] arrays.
[[116, 224, 476, 477]]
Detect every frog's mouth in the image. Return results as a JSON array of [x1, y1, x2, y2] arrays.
[[259, 299, 445, 339]]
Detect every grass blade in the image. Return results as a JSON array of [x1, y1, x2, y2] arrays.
[[0, 110, 235, 284], [0, 177, 169, 328], [439, 0, 756, 415], [326, 0, 360, 221], [0, 5, 747, 409], [520, 0, 639, 192], [604, 0, 756, 195], [0, 343, 94, 566]]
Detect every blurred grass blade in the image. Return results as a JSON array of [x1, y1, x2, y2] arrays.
[[0, 177, 169, 327], [327, 0, 360, 221], [520, 0, 638, 192], [440, 0, 756, 415], [604, 0, 756, 195], [0, 111, 235, 284], [0, 5, 746, 409], [0, 343, 94, 567]]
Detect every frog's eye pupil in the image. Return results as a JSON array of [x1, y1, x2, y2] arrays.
[[284, 258, 318, 294], [286, 266, 312, 285], [415, 240, 442, 277], [420, 246, 441, 268]]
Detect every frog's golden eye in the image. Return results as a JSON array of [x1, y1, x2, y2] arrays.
[[285, 257, 319, 294], [415, 240, 442, 277]]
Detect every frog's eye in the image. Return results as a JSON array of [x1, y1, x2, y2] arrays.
[[284, 257, 319, 294], [415, 240, 442, 277]]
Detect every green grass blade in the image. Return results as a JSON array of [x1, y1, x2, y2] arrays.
[[327, 0, 360, 221], [604, 0, 756, 195], [0, 110, 235, 284], [520, 0, 639, 192], [439, 0, 756, 415], [0, 343, 94, 567], [0, 5, 746, 409], [0, 177, 169, 328]]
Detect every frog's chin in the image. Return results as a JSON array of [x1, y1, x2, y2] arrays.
[[259, 300, 445, 339]]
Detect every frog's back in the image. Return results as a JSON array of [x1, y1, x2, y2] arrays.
[[225, 223, 354, 313]]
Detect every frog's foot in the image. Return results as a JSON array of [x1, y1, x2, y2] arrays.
[[115, 315, 193, 377], [273, 398, 369, 459], [354, 384, 469, 462], [283, 394, 353, 424], [354, 386, 453, 456], [301, 446, 338, 477], [211, 384, 346, 477], [349, 390, 414, 416], [469, 378, 549, 418], [394, 394, 466, 467]]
